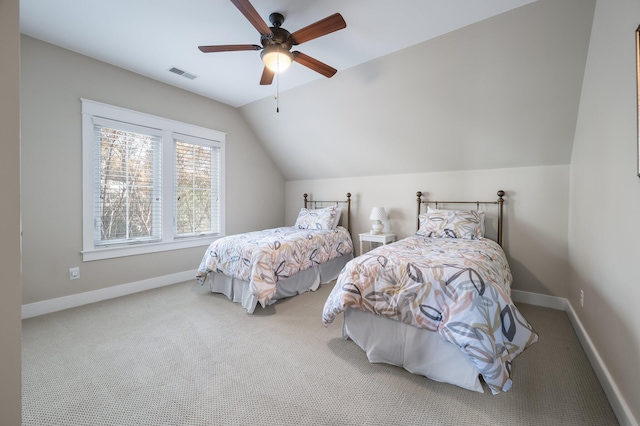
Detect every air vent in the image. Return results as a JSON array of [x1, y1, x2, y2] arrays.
[[169, 67, 197, 80]]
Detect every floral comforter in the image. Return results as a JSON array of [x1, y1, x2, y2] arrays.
[[322, 235, 538, 394], [197, 226, 353, 308]]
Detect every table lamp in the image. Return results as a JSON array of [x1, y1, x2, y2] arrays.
[[369, 207, 386, 234]]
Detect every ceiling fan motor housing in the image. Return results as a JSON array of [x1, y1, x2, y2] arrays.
[[262, 13, 292, 50]]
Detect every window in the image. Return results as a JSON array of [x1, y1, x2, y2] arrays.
[[81, 99, 225, 261], [93, 118, 163, 246], [174, 135, 221, 237]]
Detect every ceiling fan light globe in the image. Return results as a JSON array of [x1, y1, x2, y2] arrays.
[[261, 47, 293, 73]]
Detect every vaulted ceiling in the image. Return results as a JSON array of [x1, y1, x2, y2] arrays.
[[239, 0, 596, 180], [20, 0, 596, 181], [20, 0, 535, 107]]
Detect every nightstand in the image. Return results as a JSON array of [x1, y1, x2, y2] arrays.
[[359, 232, 396, 255]]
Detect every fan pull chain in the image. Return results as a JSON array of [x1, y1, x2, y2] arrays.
[[275, 72, 280, 113]]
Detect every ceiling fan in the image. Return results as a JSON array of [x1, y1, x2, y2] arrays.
[[198, 0, 347, 85]]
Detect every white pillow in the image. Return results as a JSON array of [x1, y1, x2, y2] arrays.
[[417, 207, 485, 239]]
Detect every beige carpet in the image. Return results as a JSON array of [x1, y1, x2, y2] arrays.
[[22, 280, 619, 426]]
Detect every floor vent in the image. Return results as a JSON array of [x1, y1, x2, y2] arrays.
[[169, 67, 197, 80]]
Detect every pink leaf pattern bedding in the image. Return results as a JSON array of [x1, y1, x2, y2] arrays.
[[322, 236, 538, 394], [197, 226, 353, 308]]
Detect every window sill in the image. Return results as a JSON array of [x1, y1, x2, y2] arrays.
[[82, 236, 221, 262]]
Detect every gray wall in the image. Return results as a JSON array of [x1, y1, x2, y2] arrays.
[[286, 166, 569, 298], [20, 35, 285, 305], [0, 0, 22, 423], [569, 0, 640, 422]]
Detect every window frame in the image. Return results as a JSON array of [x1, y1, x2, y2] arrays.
[[81, 98, 225, 262]]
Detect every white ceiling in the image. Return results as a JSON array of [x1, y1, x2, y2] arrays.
[[20, 0, 535, 108]]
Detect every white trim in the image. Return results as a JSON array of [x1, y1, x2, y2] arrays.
[[21, 270, 197, 319], [565, 302, 638, 426], [510, 289, 637, 426], [511, 289, 568, 310], [80, 98, 226, 141], [81, 236, 218, 262]]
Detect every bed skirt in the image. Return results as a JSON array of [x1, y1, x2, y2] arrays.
[[342, 307, 484, 393], [206, 252, 353, 314]]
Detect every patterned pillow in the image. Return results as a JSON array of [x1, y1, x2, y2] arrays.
[[417, 207, 485, 239], [294, 206, 338, 230]]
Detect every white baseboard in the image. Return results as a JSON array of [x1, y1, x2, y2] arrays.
[[511, 289, 636, 426], [511, 289, 568, 310], [21, 270, 197, 319], [564, 302, 638, 426]]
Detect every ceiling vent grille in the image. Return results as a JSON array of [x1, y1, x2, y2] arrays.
[[169, 67, 197, 80]]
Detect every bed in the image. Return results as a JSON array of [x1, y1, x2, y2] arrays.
[[197, 193, 354, 314], [322, 191, 539, 394]]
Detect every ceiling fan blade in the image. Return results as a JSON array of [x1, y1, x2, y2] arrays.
[[229, 0, 272, 36], [260, 67, 275, 85], [292, 51, 337, 78], [289, 13, 346, 45], [198, 44, 262, 53]]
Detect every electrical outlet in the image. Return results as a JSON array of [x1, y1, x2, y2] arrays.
[[69, 267, 80, 280], [580, 289, 584, 307]]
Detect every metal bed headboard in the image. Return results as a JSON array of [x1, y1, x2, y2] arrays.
[[303, 192, 352, 235], [416, 190, 505, 246]]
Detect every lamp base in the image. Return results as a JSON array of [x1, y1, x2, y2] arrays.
[[370, 220, 383, 235]]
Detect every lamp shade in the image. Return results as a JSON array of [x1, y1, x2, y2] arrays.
[[369, 207, 386, 235], [369, 207, 387, 221], [261, 46, 293, 72]]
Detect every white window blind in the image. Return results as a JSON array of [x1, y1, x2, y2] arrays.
[[174, 135, 221, 237], [92, 117, 162, 246]]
